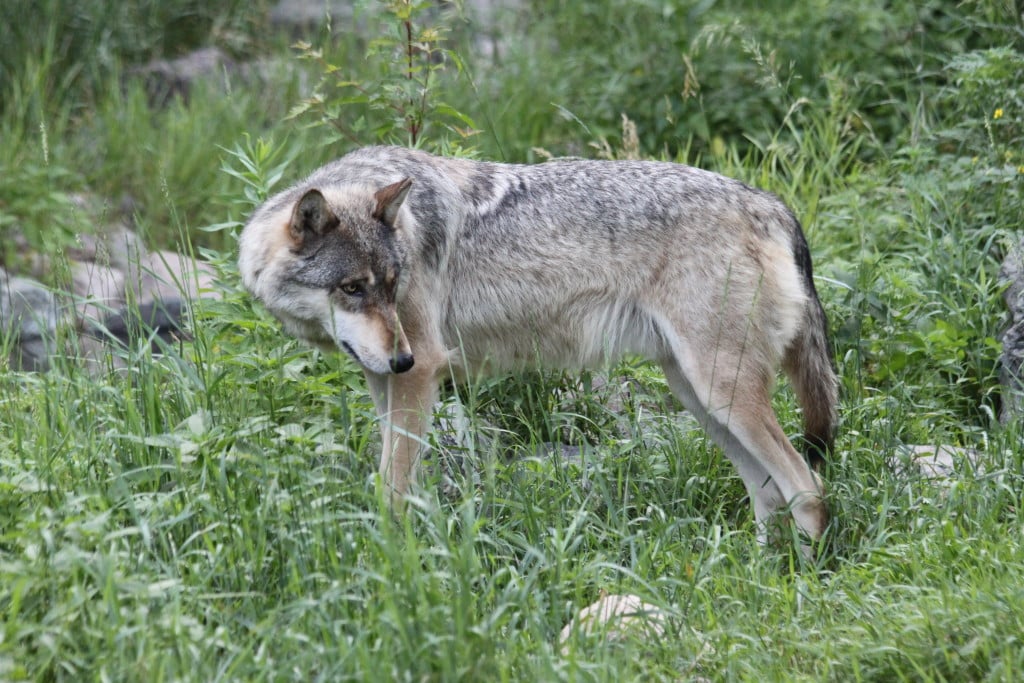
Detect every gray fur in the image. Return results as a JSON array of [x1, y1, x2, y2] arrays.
[[239, 146, 839, 550]]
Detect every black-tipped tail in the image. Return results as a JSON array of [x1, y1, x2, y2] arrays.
[[784, 218, 838, 470]]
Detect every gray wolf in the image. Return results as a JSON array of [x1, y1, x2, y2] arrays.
[[238, 146, 838, 545]]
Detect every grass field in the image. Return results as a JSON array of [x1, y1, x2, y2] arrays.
[[2, 1, 1023, 680]]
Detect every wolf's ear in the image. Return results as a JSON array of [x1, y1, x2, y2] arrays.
[[289, 189, 338, 244], [288, 189, 339, 245], [373, 178, 413, 228]]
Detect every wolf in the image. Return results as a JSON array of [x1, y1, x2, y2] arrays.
[[238, 145, 838, 545]]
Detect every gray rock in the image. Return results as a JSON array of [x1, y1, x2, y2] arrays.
[[128, 46, 311, 114], [132, 47, 236, 107], [1, 268, 61, 371], [2, 201, 220, 371], [81, 227, 147, 273], [899, 444, 982, 482], [69, 260, 126, 328], [269, 0, 353, 29], [123, 248, 217, 308]]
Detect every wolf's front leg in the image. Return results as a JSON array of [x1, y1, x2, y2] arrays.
[[364, 368, 439, 509]]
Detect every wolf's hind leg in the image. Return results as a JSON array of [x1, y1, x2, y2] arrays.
[[659, 355, 827, 545]]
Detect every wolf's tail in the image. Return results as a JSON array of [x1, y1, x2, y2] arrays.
[[782, 224, 839, 471]]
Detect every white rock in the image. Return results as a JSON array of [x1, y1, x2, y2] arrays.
[[559, 592, 668, 653]]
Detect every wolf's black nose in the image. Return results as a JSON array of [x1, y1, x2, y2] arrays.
[[390, 353, 415, 373]]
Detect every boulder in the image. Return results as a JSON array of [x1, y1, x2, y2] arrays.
[[1, 203, 218, 371], [131, 47, 236, 107], [1, 268, 60, 371], [559, 592, 668, 653], [269, 0, 354, 30]]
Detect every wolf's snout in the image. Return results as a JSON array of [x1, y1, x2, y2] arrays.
[[390, 353, 415, 374]]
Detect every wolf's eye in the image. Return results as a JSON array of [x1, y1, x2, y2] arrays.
[[338, 282, 365, 297]]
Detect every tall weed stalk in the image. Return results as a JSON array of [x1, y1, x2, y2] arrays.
[[290, 0, 478, 151]]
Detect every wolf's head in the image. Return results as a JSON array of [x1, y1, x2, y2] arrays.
[[239, 178, 416, 375]]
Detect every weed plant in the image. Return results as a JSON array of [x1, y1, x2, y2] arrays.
[[0, 1, 1022, 680]]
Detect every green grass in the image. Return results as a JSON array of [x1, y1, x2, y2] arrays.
[[2, 0, 1023, 680], [2, 332, 1023, 680]]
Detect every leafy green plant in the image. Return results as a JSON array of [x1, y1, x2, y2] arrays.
[[290, 0, 478, 150]]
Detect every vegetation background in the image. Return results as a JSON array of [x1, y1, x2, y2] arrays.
[[1, 0, 1022, 680]]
